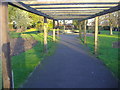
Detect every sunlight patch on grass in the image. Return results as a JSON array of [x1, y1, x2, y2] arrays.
[[98, 34, 120, 39]]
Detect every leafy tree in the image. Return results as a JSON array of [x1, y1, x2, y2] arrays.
[[47, 19, 53, 30], [8, 5, 32, 31], [73, 20, 79, 29], [99, 11, 120, 35]]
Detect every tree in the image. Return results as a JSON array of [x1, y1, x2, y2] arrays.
[[99, 11, 120, 35], [47, 19, 53, 30], [73, 20, 79, 29], [8, 5, 32, 32]]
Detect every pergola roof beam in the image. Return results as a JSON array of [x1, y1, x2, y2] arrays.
[[27, 2, 119, 6], [8, 2, 56, 20], [35, 6, 113, 9], [39, 10, 105, 12], [56, 18, 83, 20], [42, 12, 98, 14], [50, 14, 93, 16], [80, 4, 120, 21]]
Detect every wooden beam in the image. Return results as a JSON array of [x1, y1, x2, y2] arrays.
[[0, 2, 13, 88], [39, 10, 104, 12], [8, 2, 56, 20], [35, 6, 112, 9], [80, 4, 120, 21], [44, 17, 48, 53], [94, 16, 99, 54], [27, 2, 119, 6], [50, 14, 93, 16], [44, 12, 96, 15], [56, 18, 83, 20], [84, 20, 87, 44], [53, 16, 89, 19]]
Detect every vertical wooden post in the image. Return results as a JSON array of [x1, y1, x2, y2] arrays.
[[53, 20, 56, 41], [84, 20, 87, 44], [53, 20, 55, 29], [44, 17, 48, 53], [94, 16, 99, 54], [117, 11, 120, 31], [79, 21, 82, 38], [110, 25, 113, 35], [0, 2, 13, 88], [63, 20, 65, 33], [57, 21, 59, 36], [109, 13, 113, 35]]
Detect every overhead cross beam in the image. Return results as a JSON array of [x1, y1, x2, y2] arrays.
[[50, 14, 93, 16], [56, 18, 84, 20], [42, 12, 98, 13], [35, 6, 112, 9], [8, 2, 57, 20], [8, 1, 120, 21], [80, 4, 120, 21], [39, 10, 105, 12], [27, 2, 119, 6]]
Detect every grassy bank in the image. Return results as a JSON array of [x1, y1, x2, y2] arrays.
[[80, 31, 120, 79], [10, 29, 56, 88]]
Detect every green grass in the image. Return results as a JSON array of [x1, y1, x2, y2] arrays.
[[11, 29, 56, 88], [100, 30, 120, 35], [87, 30, 120, 35], [9, 31, 22, 38], [82, 31, 120, 79]]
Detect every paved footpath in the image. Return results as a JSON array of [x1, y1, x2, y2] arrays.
[[22, 34, 118, 88]]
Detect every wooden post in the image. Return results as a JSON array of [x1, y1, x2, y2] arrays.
[[53, 20, 56, 41], [84, 20, 87, 44], [44, 17, 48, 53], [0, 2, 13, 88], [94, 16, 99, 54], [79, 21, 82, 38], [109, 13, 113, 35], [110, 25, 113, 35], [57, 21, 59, 36], [63, 20, 65, 33]]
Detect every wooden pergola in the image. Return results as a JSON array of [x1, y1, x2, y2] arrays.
[[0, 0, 120, 88]]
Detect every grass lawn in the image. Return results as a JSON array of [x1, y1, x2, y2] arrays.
[[10, 29, 56, 88], [87, 30, 119, 35], [80, 30, 120, 79]]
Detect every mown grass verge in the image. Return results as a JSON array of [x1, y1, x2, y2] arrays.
[[10, 29, 57, 88], [80, 31, 120, 79]]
